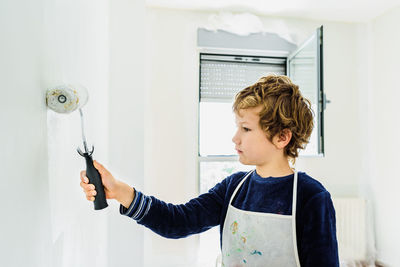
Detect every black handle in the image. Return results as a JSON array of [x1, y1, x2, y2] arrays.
[[83, 153, 108, 210]]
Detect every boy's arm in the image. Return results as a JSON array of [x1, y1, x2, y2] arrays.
[[117, 179, 227, 239], [299, 191, 340, 267], [85, 160, 228, 238], [115, 181, 136, 209]]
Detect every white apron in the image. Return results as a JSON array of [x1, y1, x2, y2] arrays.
[[221, 169, 300, 267]]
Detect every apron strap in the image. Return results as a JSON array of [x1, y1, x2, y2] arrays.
[[291, 169, 298, 216], [228, 170, 255, 206], [291, 169, 301, 266]]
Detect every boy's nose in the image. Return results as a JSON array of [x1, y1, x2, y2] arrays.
[[232, 130, 240, 145]]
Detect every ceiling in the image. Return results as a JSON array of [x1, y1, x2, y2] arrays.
[[146, 0, 400, 22]]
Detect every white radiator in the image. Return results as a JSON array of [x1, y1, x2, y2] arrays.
[[332, 197, 376, 265]]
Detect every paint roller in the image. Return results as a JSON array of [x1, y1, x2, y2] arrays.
[[46, 85, 108, 210]]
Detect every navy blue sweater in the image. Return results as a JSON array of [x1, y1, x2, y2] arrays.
[[120, 170, 339, 266]]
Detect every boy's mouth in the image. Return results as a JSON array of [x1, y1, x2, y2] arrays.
[[236, 148, 243, 154]]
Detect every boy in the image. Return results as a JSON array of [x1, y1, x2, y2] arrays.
[[80, 74, 339, 266]]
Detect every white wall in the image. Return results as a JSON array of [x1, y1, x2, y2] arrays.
[[108, 0, 146, 266], [140, 7, 365, 266], [0, 1, 50, 265], [1, 0, 110, 266], [43, 0, 110, 266], [366, 7, 400, 266]]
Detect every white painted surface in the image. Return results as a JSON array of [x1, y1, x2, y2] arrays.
[[146, 0, 400, 22], [108, 0, 146, 266], [367, 7, 400, 266], [0, 1, 50, 265], [1, 0, 110, 266]]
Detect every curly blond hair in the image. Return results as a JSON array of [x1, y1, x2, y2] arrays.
[[232, 74, 314, 162]]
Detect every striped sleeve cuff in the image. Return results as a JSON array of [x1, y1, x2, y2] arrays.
[[119, 188, 152, 221]]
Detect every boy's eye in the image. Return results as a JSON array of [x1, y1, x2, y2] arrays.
[[243, 127, 250, 132]]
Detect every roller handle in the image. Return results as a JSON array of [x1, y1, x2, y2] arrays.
[[83, 153, 108, 210]]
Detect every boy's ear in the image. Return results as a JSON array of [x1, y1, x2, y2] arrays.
[[273, 129, 292, 149]]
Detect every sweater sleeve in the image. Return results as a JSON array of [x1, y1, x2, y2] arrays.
[[119, 179, 227, 239], [299, 191, 340, 267]]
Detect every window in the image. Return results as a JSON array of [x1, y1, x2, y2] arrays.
[[198, 27, 325, 195], [198, 54, 287, 194]]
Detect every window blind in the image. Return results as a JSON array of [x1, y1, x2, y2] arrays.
[[200, 54, 286, 102]]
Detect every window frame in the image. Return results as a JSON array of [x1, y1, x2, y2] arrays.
[[197, 49, 290, 192], [197, 26, 325, 192], [287, 26, 324, 156]]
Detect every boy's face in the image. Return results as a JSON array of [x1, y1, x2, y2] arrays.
[[232, 106, 280, 166]]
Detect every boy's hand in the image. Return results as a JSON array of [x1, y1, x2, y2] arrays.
[[80, 160, 135, 208], [80, 160, 119, 201]]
